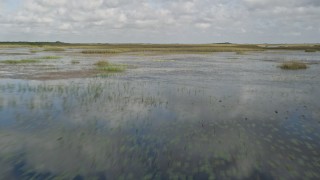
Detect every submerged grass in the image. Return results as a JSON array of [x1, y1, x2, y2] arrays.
[[1, 59, 39, 64], [279, 61, 308, 70]]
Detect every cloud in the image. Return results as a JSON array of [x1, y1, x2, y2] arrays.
[[244, 0, 320, 9], [0, 0, 319, 43], [195, 23, 211, 29]]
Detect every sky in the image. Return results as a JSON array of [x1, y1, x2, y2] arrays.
[[0, 0, 319, 43]]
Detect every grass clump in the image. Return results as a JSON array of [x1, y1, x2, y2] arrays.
[[30, 49, 40, 53], [94, 60, 125, 72], [1, 59, 39, 64], [43, 47, 65, 51], [1, 56, 61, 64], [37, 56, 61, 59], [99, 66, 125, 72], [305, 49, 317, 53], [94, 61, 110, 67], [152, 59, 176, 62], [279, 61, 308, 70], [236, 51, 246, 55], [71, 60, 80, 64], [82, 49, 127, 54]]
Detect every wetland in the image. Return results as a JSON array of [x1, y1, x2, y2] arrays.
[[0, 43, 320, 179]]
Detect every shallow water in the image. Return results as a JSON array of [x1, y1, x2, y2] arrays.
[[0, 49, 320, 179]]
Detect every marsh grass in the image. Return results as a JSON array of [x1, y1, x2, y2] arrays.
[[43, 47, 65, 51], [279, 61, 308, 70], [79, 44, 265, 54], [82, 49, 129, 54], [37, 56, 61, 59], [2, 42, 320, 52], [236, 51, 246, 55], [305, 49, 317, 53], [94, 61, 110, 67], [1, 56, 60, 64], [152, 59, 176, 62], [30, 50, 40, 53], [99, 66, 125, 72], [94, 60, 125, 72], [1, 59, 40, 64], [71, 60, 80, 64]]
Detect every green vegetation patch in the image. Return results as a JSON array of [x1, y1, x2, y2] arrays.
[[99, 66, 125, 72], [43, 47, 65, 51], [94, 60, 125, 73], [152, 59, 176, 62], [94, 61, 110, 67], [279, 61, 308, 70], [305, 49, 317, 53], [30, 49, 40, 53], [82, 49, 129, 54], [236, 51, 246, 55], [36, 56, 61, 59], [1, 56, 61, 64], [71, 60, 80, 64], [1, 59, 40, 64]]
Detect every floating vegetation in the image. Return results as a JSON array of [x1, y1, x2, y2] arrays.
[[279, 61, 308, 70], [1, 59, 39, 64]]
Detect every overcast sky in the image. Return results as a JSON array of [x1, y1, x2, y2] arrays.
[[0, 0, 319, 43]]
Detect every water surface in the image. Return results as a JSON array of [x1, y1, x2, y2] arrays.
[[0, 49, 320, 179]]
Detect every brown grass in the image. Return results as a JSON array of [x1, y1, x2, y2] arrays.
[[94, 61, 110, 67], [279, 61, 308, 70]]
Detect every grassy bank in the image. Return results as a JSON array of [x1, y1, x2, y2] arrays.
[[1, 42, 319, 55]]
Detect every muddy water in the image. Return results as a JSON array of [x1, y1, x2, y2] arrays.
[[0, 49, 320, 179]]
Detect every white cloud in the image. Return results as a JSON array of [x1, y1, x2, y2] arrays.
[[195, 23, 211, 29], [0, 0, 319, 43], [59, 23, 72, 31]]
